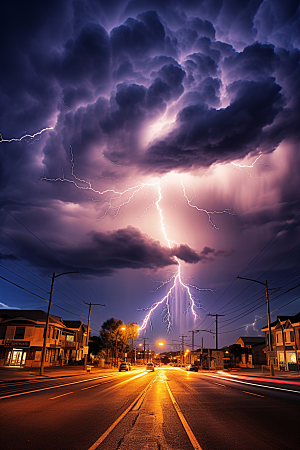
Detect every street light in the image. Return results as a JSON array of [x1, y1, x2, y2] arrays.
[[237, 276, 274, 376], [40, 271, 79, 375]]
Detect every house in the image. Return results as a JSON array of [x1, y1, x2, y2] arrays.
[[63, 320, 89, 364], [261, 312, 300, 371], [235, 336, 266, 367], [0, 310, 88, 367], [192, 349, 225, 370]]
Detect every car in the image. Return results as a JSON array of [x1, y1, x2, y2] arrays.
[[189, 365, 199, 372], [145, 362, 155, 372], [119, 362, 129, 372]]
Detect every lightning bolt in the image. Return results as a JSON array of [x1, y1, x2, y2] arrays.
[[180, 177, 235, 230], [138, 182, 205, 332], [232, 154, 273, 179], [0, 127, 53, 144], [41, 146, 233, 332]]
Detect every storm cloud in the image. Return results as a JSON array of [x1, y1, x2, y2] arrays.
[[1, 1, 299, 342]]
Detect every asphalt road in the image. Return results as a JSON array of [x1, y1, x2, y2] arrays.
[[0, 367, 299, 450]]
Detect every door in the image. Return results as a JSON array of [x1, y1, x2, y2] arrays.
[[8, 349, 26, 366]]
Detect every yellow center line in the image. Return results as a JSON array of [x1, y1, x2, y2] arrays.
[[242, 391, 264, 397], [165, 380, 202, 450], [87, 372, 159, 450], [49, 391, 74, 400]]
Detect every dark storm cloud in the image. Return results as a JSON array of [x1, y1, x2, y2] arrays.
[[38, 226, 205, 275], [142, 77, 283, 172], [2, 0, 298, 180], [1, 0, 300, 276]]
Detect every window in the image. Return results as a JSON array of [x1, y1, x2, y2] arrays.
[[284, 330, 295, 343], [0, 325, 6, 339], [286, 352, 296, 363], [276, 333, 283, 345], [14, 327, 25, 339], [290, 330, 295, 342], [66, 334, 74, 342]]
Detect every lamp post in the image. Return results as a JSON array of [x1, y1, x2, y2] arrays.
[[40, 271, 79, 376], [237, 276, 274, 376]]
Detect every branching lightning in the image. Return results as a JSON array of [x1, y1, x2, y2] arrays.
[[41, 146, 233, 333], [232, 154, 273, 178], [180, 177, 235, 230], [0, 127, 53, 144]]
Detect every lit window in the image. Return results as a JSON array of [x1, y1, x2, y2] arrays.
[[286, 352, 296, 363]]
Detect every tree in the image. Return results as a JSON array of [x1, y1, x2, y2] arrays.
[[100, 318, 128, 365], [125, 322, 139, 350]]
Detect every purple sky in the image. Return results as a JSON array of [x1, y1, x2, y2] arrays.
[[1, 0, 300, 352]]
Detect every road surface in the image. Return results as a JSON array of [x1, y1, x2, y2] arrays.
[[0, 367, 299, 449]]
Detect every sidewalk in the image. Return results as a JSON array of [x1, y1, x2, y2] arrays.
[[0, 365, 118, 384]]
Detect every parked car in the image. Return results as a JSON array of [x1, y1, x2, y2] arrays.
[[189, 365, 199, 372], [119, 362, 129, 372], [146, 362, 155, 372]]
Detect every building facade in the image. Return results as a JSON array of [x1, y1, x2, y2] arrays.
[[235, 336, 266, 367], [261, 312, 300, 371], [0, 310, 88, 367]]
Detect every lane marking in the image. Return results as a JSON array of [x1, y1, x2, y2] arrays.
[[87, 372, 159, 450], [81, 383, 105, 390], [49, 391, 74, 400], [165, 380, 202, 450], [214, 383, 226, 387], [200, 373, 300, 394], [242, 391, 264, 397], [0, 371, 143, 400]]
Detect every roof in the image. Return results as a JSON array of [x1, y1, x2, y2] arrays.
[[261, 312, 300, 330], [0, 309, 64, 325], [64, 320, 86, 331], [236, 336, 265, 346]]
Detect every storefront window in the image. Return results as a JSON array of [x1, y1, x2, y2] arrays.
[[286, 352, 296, 363]]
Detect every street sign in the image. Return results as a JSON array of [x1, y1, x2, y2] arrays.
[[83, 346, 89, 355]]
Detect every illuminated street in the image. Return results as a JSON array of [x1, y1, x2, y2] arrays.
[[1, 367, 299, 450]]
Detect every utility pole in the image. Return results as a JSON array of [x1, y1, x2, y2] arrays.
[[179, 335, 187, 365], [208, 314, 224, 350], [237, 276, 274, 376], [141, 337, 149, 363], [188, 330, 200, 351], [40, 271, 79, 376], [83, 302, 105, 370]]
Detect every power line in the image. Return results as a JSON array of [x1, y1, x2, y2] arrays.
[[218, 295, 300, 335], [239, 206, 300, 277]]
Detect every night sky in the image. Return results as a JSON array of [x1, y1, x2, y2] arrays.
[[1, 0, 300, 352]]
